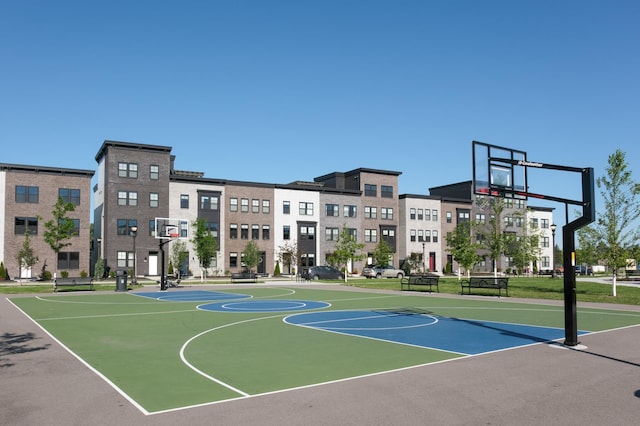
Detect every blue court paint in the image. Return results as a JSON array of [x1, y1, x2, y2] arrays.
[[285, 310, 589, 355], [200, 300, 330, 313], [134, 290, 251, 302]]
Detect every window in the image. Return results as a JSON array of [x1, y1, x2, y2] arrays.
[[150, 165, 159, 180], [326, 204, 339, 217], [201, 195, 218, 210], [229, 224, 238, 239], [15, 217, 38, 235], [417, 209, 423, 220], [262, 225, 270, 240], [542, 236, 550, 248], [365, 229, 378, 243], [252, 224, 259, 239], [433, 230, 438, 243], [252, 199, 260, 213], [283, 201, 290, 214], [541, 219, 550, 229], [432, 209, 438, 221], [531, 218, 539, 229], [515, 217, 524, 227], [58, 252, 80, 270], [541, 256, 550, 268], [117, 219, 138, 236], [300, 226, 315, 239], [364, 184, 377, 196], [118, 162, 138, 178], [381, 185, 393, 198], [446, 211, 452, 223], [364, 206, 377, 219], [381, 207, 393, 220], [424, 209, 431, 221], [241, 198, 249, 213], [149, 192, 159, 208], [71, 219, 80, 236], [59, 188, 81, 205], [425, 230, 431, 243], [504, 216, 514, 227], [16, 186, 39, 203], [149, 220, 156, 237], [417, 230, 424, 242], [230, 252, 238, 268], [410, 208, 416, 220], [343, 205, 357, 218], [325, 227, 339, 241], [241, 224, 249, 239], [230, 197, 238, 212], [180, 194, 189, 209], [283, 225, 290, 240], [262, 200, 270, 214], [410, 229, 416, 242], [515, 199, 525, 209], [299, 202, 314, 216], [475, 213, 486, 224], [118, 191, 137, 206]]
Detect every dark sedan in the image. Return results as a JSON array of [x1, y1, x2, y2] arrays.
[[302, 266, 345, 280]]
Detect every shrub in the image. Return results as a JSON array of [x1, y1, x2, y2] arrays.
[[274, 261, 281, 276], [61, 270, 69, 278], [41, 270, 52, 281], [0, 262, 6, 280]]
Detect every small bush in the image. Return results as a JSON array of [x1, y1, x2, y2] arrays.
[[61, 270, 69, 278], [80, 270, 88, 277]]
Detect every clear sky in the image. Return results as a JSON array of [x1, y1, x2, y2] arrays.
[[2, 1, 639, 229]]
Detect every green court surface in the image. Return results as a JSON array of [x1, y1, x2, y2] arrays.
[[8, 286, 640, 415]]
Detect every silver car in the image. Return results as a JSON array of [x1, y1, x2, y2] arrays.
[[362, 264, 404, 279]]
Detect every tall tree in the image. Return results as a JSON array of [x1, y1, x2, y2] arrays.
[[592, 150, 640, 296], [190, 218, 217, 280], [43, 197, 77, 275]]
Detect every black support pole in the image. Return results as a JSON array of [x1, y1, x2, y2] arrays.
[[562, 226, 579, 345]]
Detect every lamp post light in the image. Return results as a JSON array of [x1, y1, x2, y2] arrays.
[[550, 223, 557, 278], [130, 225, 138, 285], [422, 242, 426, 273]]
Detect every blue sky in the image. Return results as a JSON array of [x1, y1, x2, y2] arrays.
[[2, 1, 639, 229]]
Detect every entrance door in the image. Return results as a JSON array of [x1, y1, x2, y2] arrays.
[[149, 253, 158, 276]]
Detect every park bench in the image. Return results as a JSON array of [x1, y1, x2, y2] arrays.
[[625, 270, 640, 279], [231, 272, 257, 283], [400, 274, 439, 293], [460, 277, 509, 297], [54, 276, 94, 292]]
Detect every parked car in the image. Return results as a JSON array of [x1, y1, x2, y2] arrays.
[[302, 265, 345, 280], [362, 264, 405, 279]]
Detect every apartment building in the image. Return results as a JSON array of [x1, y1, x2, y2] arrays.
[[399, 194, 443, 274], [0, 140, 555, 282], [0, 163, 94, 279]]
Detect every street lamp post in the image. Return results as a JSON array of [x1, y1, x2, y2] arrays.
[[550, 223, 557, 278], [422, 242, 426, 273], [130, 225, 138, 285]]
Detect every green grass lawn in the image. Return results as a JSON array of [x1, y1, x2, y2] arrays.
[[350, 275, 640, 305], [2, 275, 639, 305]]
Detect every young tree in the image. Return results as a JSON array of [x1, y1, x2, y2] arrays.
[[242, 240, 262, 275], [329, 225, 365, 282], [16, 229, 39, 281], [371, 239, 394, 267], [476, 197, 508, 276], [592, 150, 640, 296], [190, 218, 217, 280], [43, 197, 77, 275], [445, 223, 480, 279], [170, 239, 188, 278], [277, 241, 298, 275]]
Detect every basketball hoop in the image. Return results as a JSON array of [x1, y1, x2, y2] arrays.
[[169, 233, 179, 239]]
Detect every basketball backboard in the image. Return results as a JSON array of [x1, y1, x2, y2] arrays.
[[154, 217, 189, 240], [472, 140, 527, 199]]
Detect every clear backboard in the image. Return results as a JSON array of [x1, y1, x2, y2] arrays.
[[472, 140, 527, 199], [154, 217, 189, 240]]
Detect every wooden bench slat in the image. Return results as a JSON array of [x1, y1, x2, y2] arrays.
[[54, 277, 94, 292]]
